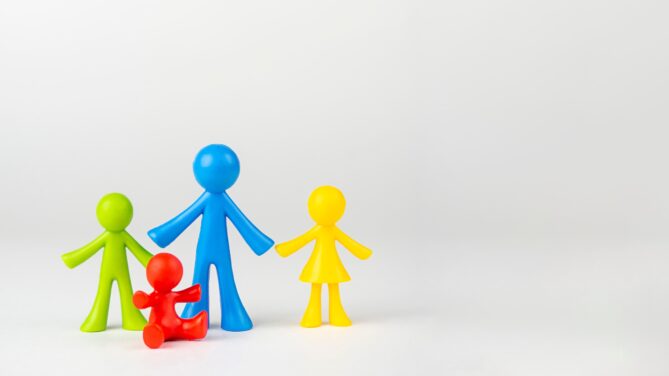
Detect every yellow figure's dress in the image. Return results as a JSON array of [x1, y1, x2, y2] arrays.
[[278, 224, 372, 284], [300, 226, 350, 283]]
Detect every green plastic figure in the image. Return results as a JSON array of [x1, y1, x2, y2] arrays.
[[61, 193, 153, 332]]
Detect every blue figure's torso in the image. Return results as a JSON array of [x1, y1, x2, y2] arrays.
[[198, 193, 230, 264]]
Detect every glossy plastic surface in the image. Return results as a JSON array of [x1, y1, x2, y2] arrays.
[[61, 193, 153, 332], [148, 144, 274, 331], [133, 253, 208, 349], [275, 186, 372, 328]]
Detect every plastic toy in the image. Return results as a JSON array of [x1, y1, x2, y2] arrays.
[[148, 144, 274, 331], [133, 253, 208, 349], [61, 193, 153, 332], [275, 186, 372, 327]]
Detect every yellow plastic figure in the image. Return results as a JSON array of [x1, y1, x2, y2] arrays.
[[275, 186, 372, 327]]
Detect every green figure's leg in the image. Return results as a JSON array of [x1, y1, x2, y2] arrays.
[[117, 274, 147, 331], [300, 283, 322, 328], [80, 275, 113, 332], [328, 283, 351, 327]]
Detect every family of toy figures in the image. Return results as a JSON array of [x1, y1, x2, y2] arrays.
[[61, 144, 372, 349]]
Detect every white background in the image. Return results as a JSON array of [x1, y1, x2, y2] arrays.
[[1, 0, 668, 375]]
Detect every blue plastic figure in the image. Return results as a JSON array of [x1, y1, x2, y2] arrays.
[[148, 144, 274, 331]]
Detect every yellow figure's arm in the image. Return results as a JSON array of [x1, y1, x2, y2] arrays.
[[122, 231, 153, 267], [61, 232, 108, 269], [275, 226, 319, 257], [335, 228, 372, 260]]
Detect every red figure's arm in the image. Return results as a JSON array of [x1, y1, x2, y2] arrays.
[[175, 284, 201, 303], [133, 291, 153, 309]]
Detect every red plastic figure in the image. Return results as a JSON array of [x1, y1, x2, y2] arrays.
[[133, 253, 208, 349]]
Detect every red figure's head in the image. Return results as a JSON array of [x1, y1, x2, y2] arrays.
[[146, 253, 183, 293]]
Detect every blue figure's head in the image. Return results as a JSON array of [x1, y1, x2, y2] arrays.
[[193, 144, 240, 193]]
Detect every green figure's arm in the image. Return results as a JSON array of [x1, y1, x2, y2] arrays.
[[335, 228, 372, 260], [122, 231, 153, 267], [61, 232, 108, 269], [275, 226, 319, 257]]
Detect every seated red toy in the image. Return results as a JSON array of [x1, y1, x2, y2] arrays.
[[133, 253, 208, 349]]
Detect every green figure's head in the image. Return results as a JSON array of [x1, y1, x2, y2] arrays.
[[96, 193, 133, 232]]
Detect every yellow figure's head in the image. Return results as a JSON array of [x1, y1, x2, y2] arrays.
[[96, 193, 133, 232], [308, 186, 346, 226]]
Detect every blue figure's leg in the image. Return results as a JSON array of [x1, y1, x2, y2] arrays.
[[215, 261, 253, 331], [182, 260, 210, 326]]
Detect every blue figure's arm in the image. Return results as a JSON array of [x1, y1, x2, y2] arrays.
[[222, 192, 274, 256], [148, 192, 209, 248]]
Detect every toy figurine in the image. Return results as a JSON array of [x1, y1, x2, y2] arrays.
[[148, 144, 273, 331], [133, 253, 208, 349], [275, 186, 372, 327], [61, 193, 153, 332]]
